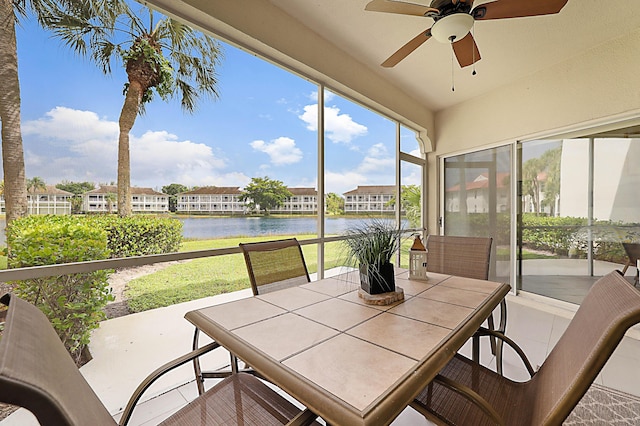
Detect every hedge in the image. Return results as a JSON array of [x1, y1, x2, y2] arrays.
[[5, 214, 183, 365]]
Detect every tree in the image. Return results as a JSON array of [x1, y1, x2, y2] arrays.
[[522, 157, 543, 214], [239, 177, 292, 215], [104, 192, 116, 213], [400, 185, 421, 228], [0, 0, 60, 225], [162, 183, 188, 212], [386, 185, 422, 228], [325, 192, 344, 215], [26, 176, 46, 193], [539, 147, 562, 215], [56, 180, 95, 196], [56, 180, 95, 214], [49, 2, 223, 217]]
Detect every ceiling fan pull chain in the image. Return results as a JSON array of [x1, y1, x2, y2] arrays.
[[472, 24, 477, 76], [450, 35, 455, 92]]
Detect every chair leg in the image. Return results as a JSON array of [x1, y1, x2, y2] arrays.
[[495, 299, 507, 376], [473, 300, 507, 375], [192, 327, 206, 396]]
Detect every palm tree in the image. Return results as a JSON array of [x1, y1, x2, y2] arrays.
[[104, 192, 116, 214], [26, 176, 47, 193], [1, 0, 88, 226], [48, 1, 223, 216], [1, 0, 29, 225]]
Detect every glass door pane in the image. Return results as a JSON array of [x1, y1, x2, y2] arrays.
[[518, 130, 640, 304], [443, 145, 512, 282]]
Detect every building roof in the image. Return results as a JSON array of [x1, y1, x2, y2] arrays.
[[28, 185, 74, 196], [343, 185, 395, 196], [85, 186, 166, 196], [446, 173, 511, 192], [287, 187, 317, 196], [180, 186, 242, 195]]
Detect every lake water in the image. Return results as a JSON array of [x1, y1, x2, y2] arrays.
[[0, 216, 404, 244], [178, 216, 398, 239]]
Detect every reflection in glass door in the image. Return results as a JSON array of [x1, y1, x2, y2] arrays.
[[443, 145, 512, 282], [518, 130, 640, 304]]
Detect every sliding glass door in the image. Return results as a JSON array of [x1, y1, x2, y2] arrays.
[[517, 127, 640, 304], [442, 145, 512, 282]]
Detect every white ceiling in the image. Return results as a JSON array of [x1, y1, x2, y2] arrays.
[[267, 0, 640, 112]]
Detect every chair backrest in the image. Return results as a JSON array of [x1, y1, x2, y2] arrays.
[[529, 271, 640, 424], [0, 294, 115, 426], [239, 238, 310, 295], [425, 235, 492, 280], [623, 242, 640, 264]]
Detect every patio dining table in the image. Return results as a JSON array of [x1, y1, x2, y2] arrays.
[[185, 268, 510, 426]]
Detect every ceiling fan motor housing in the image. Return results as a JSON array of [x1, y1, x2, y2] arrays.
[[431, 13, 474, 43]]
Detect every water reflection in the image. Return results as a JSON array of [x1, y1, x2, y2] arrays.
[[0, 216, 407, 244]]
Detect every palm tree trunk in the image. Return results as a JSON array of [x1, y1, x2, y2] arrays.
[[0, 0, 28, 226], [117, 81, 143, 217]]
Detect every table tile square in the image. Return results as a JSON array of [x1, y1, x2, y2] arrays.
[[388, 297, 473, 329], [234, 313, 338, 360], [348, 312, 451, 360], [301, 277, 360, 297], [257, 286, 331, 311], [439, 276, 504, 294], [338, 290, 405, 310], [295, 298, 382, 330], [283, 334, 415, 411], [419, 285, 490, 309], [393, 277, 434, 296], [394, 270, 449, 285], [193, 297, 286, 330]]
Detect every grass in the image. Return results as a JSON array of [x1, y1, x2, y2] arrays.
[[125, 235, 359, 312], [0, 237, 551, 313]]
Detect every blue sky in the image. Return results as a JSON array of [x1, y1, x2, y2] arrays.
[[12, 4, 421, 196]]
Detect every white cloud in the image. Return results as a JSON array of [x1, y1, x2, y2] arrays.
[[20, 106, 242, 188], [299, 104, 367, 144], [308, 91, 335, 103], [324, 142, 396, 194], [250, 136, 303, 165]]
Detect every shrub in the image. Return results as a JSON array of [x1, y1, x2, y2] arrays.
[[7, 215, 112, 365], [87, 215, 183, 258]]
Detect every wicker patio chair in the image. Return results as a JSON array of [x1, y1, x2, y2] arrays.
[[191, 239, 311, 393], [0, 293, 318, 426], [621, 242, 640, 286], [411, 270, 640, 426], [240, 238, 311, 295], [425, 235, 506, 372]]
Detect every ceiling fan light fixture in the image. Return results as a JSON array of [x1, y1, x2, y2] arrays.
[[431, 13, 474, 43]]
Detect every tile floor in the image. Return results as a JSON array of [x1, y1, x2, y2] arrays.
[[4, 285, 640, 425]]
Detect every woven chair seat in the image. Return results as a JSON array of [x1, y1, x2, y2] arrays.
[[414, 354, 530, 426], [0, 294, 318, 426], [412, 271, 640, 425], [160, 373, 315, 425]]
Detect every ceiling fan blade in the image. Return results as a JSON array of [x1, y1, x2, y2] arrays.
[[472, 0, 568, 20], [382, 29, 432, 68], [452, 32, 481, 68], [365, 0, 439, 17]]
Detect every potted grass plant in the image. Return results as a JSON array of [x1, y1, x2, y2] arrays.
[[343, 219, 403, 294]]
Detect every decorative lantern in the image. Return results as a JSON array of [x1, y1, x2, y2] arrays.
[[409, 234, 428, 280]]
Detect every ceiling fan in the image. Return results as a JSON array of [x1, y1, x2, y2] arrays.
[[366, 0, 569, 68]]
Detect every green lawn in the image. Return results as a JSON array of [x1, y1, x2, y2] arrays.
[[125, 235, 350, 312]]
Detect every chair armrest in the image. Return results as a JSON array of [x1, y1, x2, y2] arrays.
[[473, 327, 536, 377], [432, 374, 505, 425], [119, 341, 220, 426], [286, 408, 320, 426]]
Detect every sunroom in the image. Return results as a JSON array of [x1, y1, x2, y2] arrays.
[[2, 0, 640, 425]]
